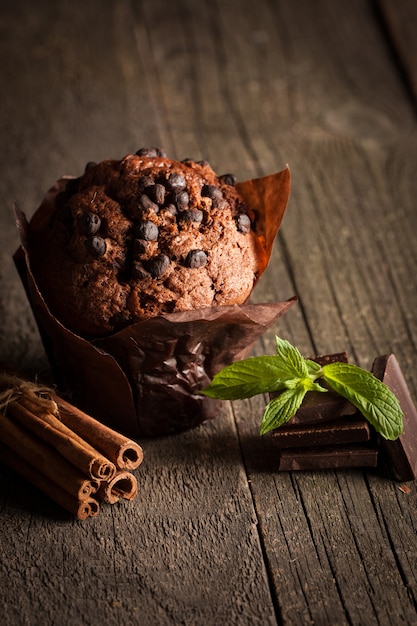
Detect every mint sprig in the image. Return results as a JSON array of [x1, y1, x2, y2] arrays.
[[201, 337, 404, 440]]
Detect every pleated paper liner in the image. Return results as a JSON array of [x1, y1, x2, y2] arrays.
[[14, 166, 295, 438]]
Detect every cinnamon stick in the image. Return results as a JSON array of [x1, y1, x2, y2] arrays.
[[56, 397, 143, 470], [97, 470, 138, 504], [0, 442, 99, 520], [11, 401, 116, 481], [0, 370, 142, 519], [0, 411, 100, 501]]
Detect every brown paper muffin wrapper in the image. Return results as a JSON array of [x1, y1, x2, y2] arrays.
[[14, 167, 295, 438]]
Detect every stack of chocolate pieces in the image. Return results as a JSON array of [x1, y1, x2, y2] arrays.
[[271, 353, 417, 482]]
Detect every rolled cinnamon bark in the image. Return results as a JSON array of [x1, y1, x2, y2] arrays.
[[8, 402, 116, 481], [97, 470, 138, 504], [0, 411, 99, 501], [55, 397, 143, 470], [0, 441, 99, 519]]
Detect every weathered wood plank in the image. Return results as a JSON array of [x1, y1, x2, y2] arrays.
[[0, 410, 277, 626], [1, 0, 417, 624]]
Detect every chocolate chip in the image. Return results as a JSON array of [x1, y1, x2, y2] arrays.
[[136, 147, 157, 157], [137, 174, 154, 189], [135, 147, 167, 158], [185, 250, 208, 268], [146, 183, 165, 205], [85, 236, 107, 257], [201, 184, 223, 201], [173, 190, 190, 211], [219, 173, 236, 186], [146, 254, 170, 278], [196, 160, 210, 167], [236, 213, 251, 234], [166, 172, 186, 191], [181, 158, 194, 165], [135, 220, 159, 241], [213, 197, 229, 210], [164, 203, 178, 216], [132, 261, 150, 279], [78, 212, 101, 236], [179, 209, 203, 224], [138, 194, 159, 213], [84, 161, 97, 172], [201, 184, 228, 210]]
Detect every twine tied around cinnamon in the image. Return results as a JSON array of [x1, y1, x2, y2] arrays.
[[0, 372, 58, 416]]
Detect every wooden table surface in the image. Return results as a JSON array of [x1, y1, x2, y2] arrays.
[[1, 1, 417, 624]]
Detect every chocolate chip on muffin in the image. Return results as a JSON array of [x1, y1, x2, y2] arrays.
[[146, 253, 171, 278], [138, 194, 159, 213], [166, 172, 187, 192], [219, 173, 237, 186], [236, 213, 252, 234], [85, 236, 107, 257], [78, 212, 101, 236], [135, 220, 159, 241], [135, 147, 167, 158], [179, 209, 204, 224], [146, 183, 166, 205], [172, 190, 190, 211], [185, 249, 208, 268]]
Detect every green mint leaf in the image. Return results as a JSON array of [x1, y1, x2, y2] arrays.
[[260, 386, 307, 435], [200, 355, 303, 400], [322, 362, 404, 440], [305, 359, 322, 375], [275, 337, 309, 379]]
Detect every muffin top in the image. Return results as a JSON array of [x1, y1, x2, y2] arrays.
[[29, 148, 261, 337]]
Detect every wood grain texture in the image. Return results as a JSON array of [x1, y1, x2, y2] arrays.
[[0, 410, 276, 626], [1, 0, 417, 624]]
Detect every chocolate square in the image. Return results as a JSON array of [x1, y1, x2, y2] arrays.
[[372, 354, 417, 482], [271, 413, 371, 448], [276, 444, 378, 471]]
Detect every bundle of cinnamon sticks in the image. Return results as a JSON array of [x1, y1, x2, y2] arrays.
[[0, 371, 143, 520]]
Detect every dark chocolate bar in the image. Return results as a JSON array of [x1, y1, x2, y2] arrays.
[[312, 353, 349, 367], [372, 354, 417, 482], [271, 413, 371, 448], [277, 444, 378, 471]]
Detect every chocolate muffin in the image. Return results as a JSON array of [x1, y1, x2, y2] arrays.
[[29, 148, 261, 337]]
